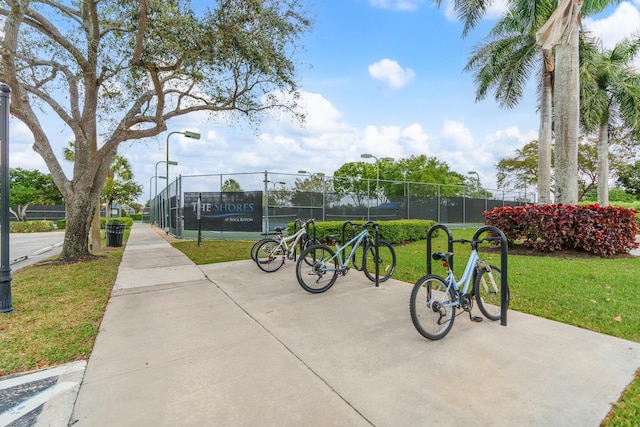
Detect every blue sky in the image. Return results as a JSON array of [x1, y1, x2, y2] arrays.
[[9, 0, 640, 203]]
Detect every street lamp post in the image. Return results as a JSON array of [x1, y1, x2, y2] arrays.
[[149, 176, 154, 224], [165, 130, 200, 234], [468, 170, 480, 193], [360, 154, 394, 206], [0, 83, 12, 314], [154, 160, 175, 228]]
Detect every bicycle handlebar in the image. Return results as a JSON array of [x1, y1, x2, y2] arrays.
[[452, 236, 500, 245], [452, 238, 473, 244]]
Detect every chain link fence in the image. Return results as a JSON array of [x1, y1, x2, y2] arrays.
[[147, 171, 531, 239]]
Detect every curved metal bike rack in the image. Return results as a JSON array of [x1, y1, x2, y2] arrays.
[[426, 224, 454, 274], [373, 222, 380, 288], [341, 220, 381, 287], [341, 220, 356, 248], [472, 226, 509, 326], [425, 224, 509, 326]]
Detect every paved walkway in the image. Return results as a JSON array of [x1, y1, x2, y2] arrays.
[[67, 223, 640, 426], [4, 223, 639, 426]]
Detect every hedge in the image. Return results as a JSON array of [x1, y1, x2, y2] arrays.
[[100, 217, 134, 229], [484, 204, 639, 256], [287, 219, 436, 245], [9, 220, 56, 233]]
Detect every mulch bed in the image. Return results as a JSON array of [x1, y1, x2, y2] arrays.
[[482, 245, 635, 259]]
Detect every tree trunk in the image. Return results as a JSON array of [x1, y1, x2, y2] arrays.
[[538, 65, 553, 204], [554, 24, 580, 205], [91, 206, 102, 252], [597, 122, 609, 206], [59, 192, 96, 259], [90, 115, 102, 252]]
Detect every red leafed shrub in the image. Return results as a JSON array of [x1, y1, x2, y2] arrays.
[[484, 204, 639, 256]]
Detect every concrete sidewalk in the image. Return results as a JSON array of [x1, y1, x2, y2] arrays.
[[71, 223, 640, 426]]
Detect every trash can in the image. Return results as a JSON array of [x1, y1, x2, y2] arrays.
[[106, 222, 125, 247]]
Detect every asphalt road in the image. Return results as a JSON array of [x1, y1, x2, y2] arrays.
[[5, 231, 65, 270]]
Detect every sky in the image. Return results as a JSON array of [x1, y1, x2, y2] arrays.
[[8, 0, 640, 204]]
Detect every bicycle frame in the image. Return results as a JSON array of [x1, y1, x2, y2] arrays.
[[448, 249, 479, 294], [269, 226, 307, 256], [266, 219, 317, 259], [435, 249, 499, 309], [328, 228, 370, 270], [432, 249, 479, 310]]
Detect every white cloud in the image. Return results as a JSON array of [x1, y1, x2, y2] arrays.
[[369, 0, 424, 11], [368, 59, 415, 89], [401, 123, 430, 153], [264, 90, 348, 135], [484, 0, 509, 19], [583, 2, 640, 49], [443, 0, 508, 21], [439, 118, 473, 147]]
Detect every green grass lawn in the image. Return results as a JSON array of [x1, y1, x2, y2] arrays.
[[1, 229, 638, 425]]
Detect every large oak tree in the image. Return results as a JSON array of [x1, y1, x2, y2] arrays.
[[0, 0, 310, 260]]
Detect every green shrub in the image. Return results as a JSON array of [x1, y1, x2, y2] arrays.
[[56, 219, 66, 230], [130, 213, 142, 221], [287, 219, 436, 245], [9, 220, 55, 233], [100, 217, 134, 229]]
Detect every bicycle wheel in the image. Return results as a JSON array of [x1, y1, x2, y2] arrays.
[[474, 265, 505, 321], [296, 244, 338, 293], [255, 240, 286, 273], [251, 238, 277, 262], [410, 274, 456, 340], [362, 240, 396, 282]]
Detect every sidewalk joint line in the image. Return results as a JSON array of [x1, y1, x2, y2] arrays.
[[208, 276, 375, 426]]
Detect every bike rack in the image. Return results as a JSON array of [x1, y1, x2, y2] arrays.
[[426, 224, 454, 274], [372, 222, 380, 288], [340, 220, 355, 247], [307, 218, 317, 248], [425, 224, 509, 326], [472, 226, 509, 326], [293, 218, 317, 262], [341, 220, 381, 287]]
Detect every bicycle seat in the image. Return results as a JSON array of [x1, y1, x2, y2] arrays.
[[432, 252, 454, 266], [274, 227, 287, 233], [326, 234, 339, 244]]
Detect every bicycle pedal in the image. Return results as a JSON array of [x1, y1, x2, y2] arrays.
[[470, 316, 483, 323]]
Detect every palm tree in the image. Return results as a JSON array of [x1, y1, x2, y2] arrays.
[[464, 1, 555, 203], [437, 0, 619, 205], [102, 155, 142, 221], [222, 179, 243, 192], [580, 35, 640, 206]]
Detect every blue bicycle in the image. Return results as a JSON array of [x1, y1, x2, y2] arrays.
[[410, 237, 506, 340], [295, 221, 396, 293]]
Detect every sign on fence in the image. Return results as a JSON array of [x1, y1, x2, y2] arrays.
[[184, 191, 263, 232]]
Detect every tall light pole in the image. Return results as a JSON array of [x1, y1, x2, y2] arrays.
[[468, 170, 480, 193], [154, 160, 175, 227], [361, 154, 394, 205], [165, 130, 200, 234], [0, 83, 12, 313]]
